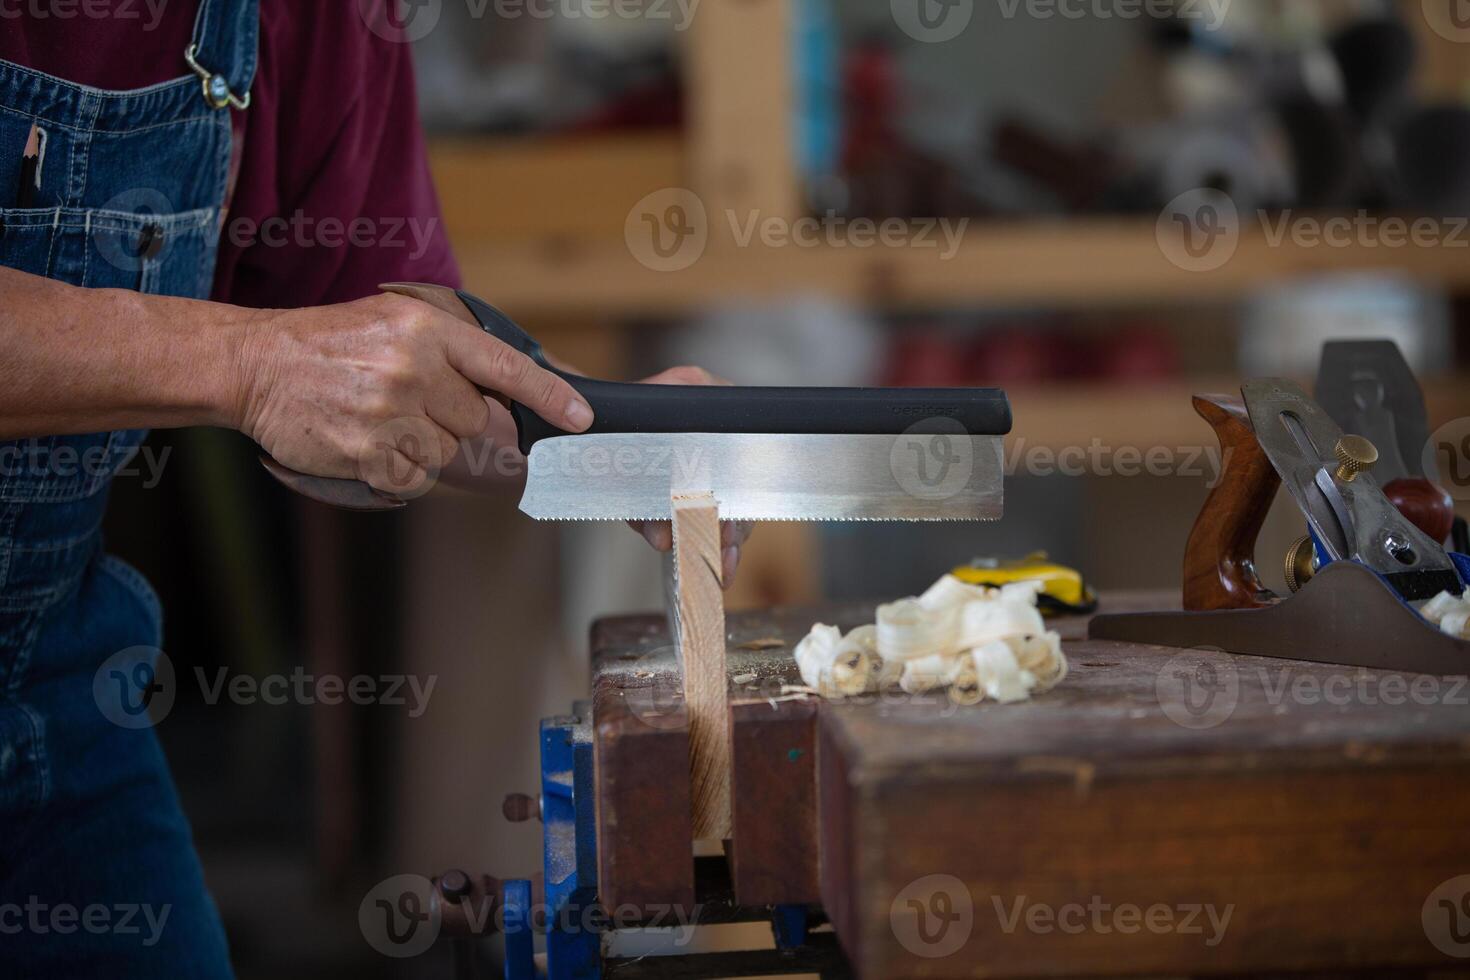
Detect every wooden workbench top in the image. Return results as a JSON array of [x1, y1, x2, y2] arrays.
[[590, 595, 1470, 978]]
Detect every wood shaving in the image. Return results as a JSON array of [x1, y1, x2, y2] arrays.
[[736, 637, 786, 651], [1423, 590, 1470, 640], [797, 573, 1069, 705]]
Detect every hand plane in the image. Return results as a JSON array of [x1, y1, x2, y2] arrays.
[[1091, 349, 1469, 674], [262, 284, 1012, 522]]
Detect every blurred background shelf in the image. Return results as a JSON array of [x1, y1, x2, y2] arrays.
[[439, 201, 1470, 316]]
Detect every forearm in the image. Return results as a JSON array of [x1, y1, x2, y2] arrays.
[[0, 266, 248, 439]]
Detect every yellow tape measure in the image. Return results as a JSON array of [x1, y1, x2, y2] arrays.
[[951, 552, 1097, 615]]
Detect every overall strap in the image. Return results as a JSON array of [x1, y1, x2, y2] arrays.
[[184, 0, 260, 111]]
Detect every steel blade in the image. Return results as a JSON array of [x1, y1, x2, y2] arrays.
[[518, 432, 1004, 522]]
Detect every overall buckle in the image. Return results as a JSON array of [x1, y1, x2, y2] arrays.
[[185, 45, 252, 111]]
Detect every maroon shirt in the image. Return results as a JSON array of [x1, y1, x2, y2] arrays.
[[0, 1, 461, 307]]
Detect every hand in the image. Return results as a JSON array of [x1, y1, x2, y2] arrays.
[[232, 293, 593, 496], [626, 366, 755, 589]]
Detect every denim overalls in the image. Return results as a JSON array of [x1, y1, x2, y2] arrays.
[[0, 2, 255, 975]]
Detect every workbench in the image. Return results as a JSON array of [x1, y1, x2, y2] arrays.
[[589, 595, 1470, 978]]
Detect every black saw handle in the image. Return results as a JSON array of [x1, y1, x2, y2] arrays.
[[455, 292, 1011, 452], [261, 285, 1013, 511]]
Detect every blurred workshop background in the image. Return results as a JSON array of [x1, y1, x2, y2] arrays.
[[102, 0, 1470, 976]]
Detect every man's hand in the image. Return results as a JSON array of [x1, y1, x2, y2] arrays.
[[625, 366, 755, 590], [232, 293, 594, 496]]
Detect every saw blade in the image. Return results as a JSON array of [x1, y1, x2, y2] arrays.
[[518, 431, 1004, 522]]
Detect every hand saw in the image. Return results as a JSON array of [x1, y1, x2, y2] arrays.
[[261, 284, 1011, 521]]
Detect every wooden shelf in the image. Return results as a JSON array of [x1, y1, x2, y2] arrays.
[[446, 218, 1470, 319], [1008, 377, 1470, 455]]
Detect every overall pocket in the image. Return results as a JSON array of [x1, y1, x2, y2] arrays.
[[0, 203, 217, 296]]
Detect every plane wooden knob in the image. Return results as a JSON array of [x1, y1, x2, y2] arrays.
[[1384, 477, 1457, 544], [1334, 435, 1378, 482]]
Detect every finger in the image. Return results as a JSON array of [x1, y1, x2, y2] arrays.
[[720, 521, 754, 549], [629, 520, 673, 552], [425, 372, 493, 439], [444, 329, 593, 432], [642, 365, 731, 387], [721, 545, 741, 590]]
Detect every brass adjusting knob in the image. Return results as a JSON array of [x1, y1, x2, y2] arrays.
[[1284, 535, 1317, 594], [1334, 435, 1378, 482]]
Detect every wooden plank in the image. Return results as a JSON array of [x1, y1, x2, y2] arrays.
[[672, 493, 731, 841], [591, 616, 696, 913], [729, 697, 820, 906], [684, 0, 799, 226]]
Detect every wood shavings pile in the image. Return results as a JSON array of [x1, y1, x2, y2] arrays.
[[1423, 590, 1470, 639], [794, 574, 1068, 704]]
